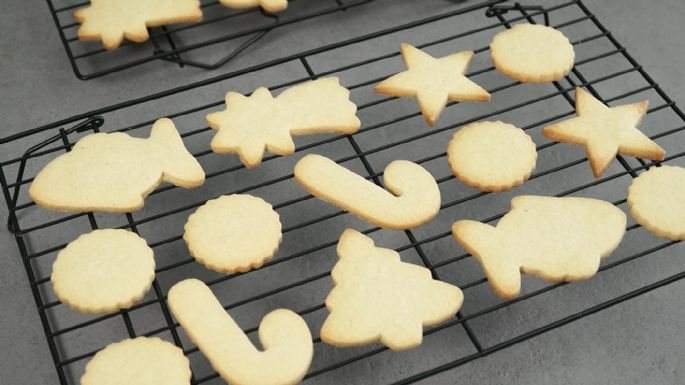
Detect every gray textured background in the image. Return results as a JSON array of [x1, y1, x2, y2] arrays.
[[1, 0, 684, 384]]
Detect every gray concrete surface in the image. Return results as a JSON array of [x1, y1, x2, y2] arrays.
[[1, 0, 684, 384]]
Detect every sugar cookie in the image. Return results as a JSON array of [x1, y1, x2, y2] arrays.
[[81, 337, 191, 385], [294, 154, 440, 230], [51, 229, 155, 314], [29, 118, 205, 213], [452, 196, 626, 299], [490, 23, 575, 83], [321, 229, 463, 351], [207, 77, 360, 168], [168, 279, 313, 385], [543, 88, 665, 178], [628, 166, 685, 240], [220, 0, 287, 12], [375, 44, 490, 126], [447, 121, 537, 192], [184, 194, 282, 273], [75, 0, 203, 50]]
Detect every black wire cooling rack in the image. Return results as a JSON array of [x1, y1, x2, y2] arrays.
[[3, 0, 685, 384], [46, 0, 375, 80]]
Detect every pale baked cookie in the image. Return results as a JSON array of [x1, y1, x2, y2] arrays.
[[628, 166, 685, 240], [81, 337, 191, 385], [543, 88, 665, 178], [490, 23, 575, 83], [452, 196, 626, 299], [375, 44, 491, 126], [220, 0, 287, 12], [321, 229, 463, 351], [294, 154, 441, 230], [184, 194, 282, 273], [75, 0, 203, 50], [207, 77, 360, 168], [51, 229, 155, 314], [29, 118, 205, 213], [447, 121, 537, 192], [168, 279, 313, 385]]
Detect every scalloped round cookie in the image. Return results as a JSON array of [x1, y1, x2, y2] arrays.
[[81, 337, 191, 385], [447, 121, 537, 192], [490, 23, 575, 83], [627, 165, 685, 240], [51, 229, 155, 314], [184, 194, 282, 273]]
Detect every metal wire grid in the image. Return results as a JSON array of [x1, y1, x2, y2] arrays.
[[2, 0, 685, 383], [46, 0, 375, 80]]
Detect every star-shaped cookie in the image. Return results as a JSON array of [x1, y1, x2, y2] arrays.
[[207, 77, 360, 168], [543, 88, 665, 178], [375, 44, 490, 126]]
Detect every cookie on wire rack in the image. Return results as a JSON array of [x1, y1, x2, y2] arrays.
[[51, 229, 155, 314], [75, 0, 203, 50], [81, 337, 191, 385], [447, 120, 537, 192], [628, 165, 685, 241], [543, 88, 665, 178], [490, 23, 575, 83], [184, 194, 282, 274], [375, 43, 491, 126], [453, 196, 626, 299]]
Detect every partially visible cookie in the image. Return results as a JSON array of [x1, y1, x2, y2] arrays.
[[321, 229, 463, 351], [75, 0, 203, 50], [51, 229, 155, 314], [375, 44, 490, 126], [168, 279, 313, 385], [294, 154, 441, 230], [81, 337, 191, 385], [628, 166, 685, 240], [184, 194, 282, 273], [490, 23, 575, 83], [447, 121, 537, 192], [453, 196, 626, 299], [543, 88, 665, 178], [220, 0, 287, 12]]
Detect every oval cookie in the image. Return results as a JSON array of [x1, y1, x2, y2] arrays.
[[51, 229, 155, 314], [184, 194, 282, 273], [490, 24, 575, 83], [81, 337, 191, 385], [628, 166, 685, 240], [447, 121, 537, 192]]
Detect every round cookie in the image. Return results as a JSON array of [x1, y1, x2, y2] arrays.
[[184, 194, 282, 273], [447, 121, 537, 192], [627, 165, 685, 240], [51, 229, 155, 314], [490, 23, 575, 83], [81, 337, 191, 385]]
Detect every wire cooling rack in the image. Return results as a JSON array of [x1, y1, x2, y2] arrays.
[[46, 0, 375, 80], [3, 0, 685, 383]]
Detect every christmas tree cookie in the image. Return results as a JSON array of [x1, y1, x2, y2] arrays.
[[321, 229, 463, 351]]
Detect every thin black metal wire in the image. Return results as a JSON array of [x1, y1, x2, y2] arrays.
[[3, 1, 685, 384]]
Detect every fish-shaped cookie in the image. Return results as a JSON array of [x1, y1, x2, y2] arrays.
[[29, 118, 205, 213], [452, 196, 626, 299]]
